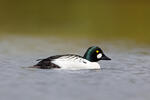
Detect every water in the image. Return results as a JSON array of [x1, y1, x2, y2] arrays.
[[0, 35, 150, 100]]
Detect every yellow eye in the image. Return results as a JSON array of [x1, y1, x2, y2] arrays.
[[96, 50, 99, 53]]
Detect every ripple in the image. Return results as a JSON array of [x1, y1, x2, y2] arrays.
[[0, 36, 150, 100]]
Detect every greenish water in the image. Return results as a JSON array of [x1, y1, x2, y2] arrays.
[[0, 1, 150, 99], [0, 1, 150, 43]]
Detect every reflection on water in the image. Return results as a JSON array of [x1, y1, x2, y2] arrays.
[[0, 35, 150, 100], [0, 1, 150, 43]]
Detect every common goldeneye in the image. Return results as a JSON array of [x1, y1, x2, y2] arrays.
[[32, 46, 111, 70]]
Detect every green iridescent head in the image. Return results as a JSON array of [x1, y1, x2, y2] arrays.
[[83, 46, 111, 62]]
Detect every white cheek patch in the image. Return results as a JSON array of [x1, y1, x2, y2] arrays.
[[97, 53, 102, 59]]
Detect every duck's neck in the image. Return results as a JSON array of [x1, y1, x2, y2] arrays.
[[83, 51, 92, 61]]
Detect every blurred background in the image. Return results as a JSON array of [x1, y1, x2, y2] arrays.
[[0, 0, 150, 43], [1, 1, 150, 100]]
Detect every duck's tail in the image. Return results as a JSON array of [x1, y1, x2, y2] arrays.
[[28, 65, 41, 68]]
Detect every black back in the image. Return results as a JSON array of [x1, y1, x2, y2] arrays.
[[33, 54, 82, 69]]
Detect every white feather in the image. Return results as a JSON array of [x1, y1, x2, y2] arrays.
[[51, 56, 100, 70], [97, 53, 102, 59]]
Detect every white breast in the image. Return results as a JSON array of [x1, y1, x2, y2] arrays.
[[51, 56, 100, 70]]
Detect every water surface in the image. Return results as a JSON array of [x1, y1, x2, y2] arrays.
[[0, 36, 150, 100]]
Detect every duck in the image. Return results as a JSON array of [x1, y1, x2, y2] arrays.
[[32, 46, 111, 70]]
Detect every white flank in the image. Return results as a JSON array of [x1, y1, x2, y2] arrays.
[[51, 56, 100, 70]]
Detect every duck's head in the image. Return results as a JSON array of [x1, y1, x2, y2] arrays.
[[83, 46, 111, 62]]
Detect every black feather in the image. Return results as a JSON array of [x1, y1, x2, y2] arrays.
[[33, 54, 82, 69]]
